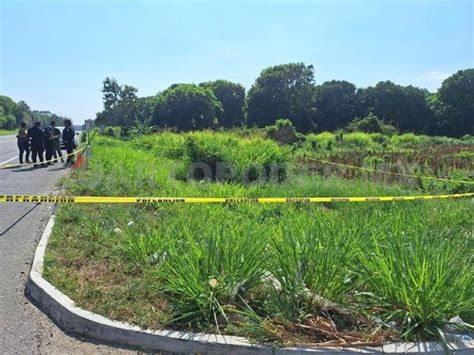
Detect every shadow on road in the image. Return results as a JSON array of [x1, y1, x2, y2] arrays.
[[0, 203, 40, 237], [48, 166, 69, 172], [10, 165, 69, 173], [12, 167, 36, 173]]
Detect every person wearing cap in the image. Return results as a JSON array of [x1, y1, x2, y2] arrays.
[[16, 122, 31, 164], [27, 122, 46, 168]]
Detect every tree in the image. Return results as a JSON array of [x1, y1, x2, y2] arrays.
[[31, 110, 67, 126], [96, 78, 139, 127], [94, 111, 108, 127], [246, 63, 317, 132], [99, 77, 122, 125], [314, 80, 357, 131], [0, 95, 68, 129], [152, 84, 222, 130], [14, 100, 32, 125], [135, 95, 160, 124], [0, 106, 16, 129], [356, 81, 434, 133], [120, 85, 138, 106], [401, 85, 435, 133], [0, 95, 17, 115], [199, 80, 245, 128], [102, 77, 121, 111], [436, 69, 474, 137], [0, 95, 18, 129], [118, 84, 138, 126]]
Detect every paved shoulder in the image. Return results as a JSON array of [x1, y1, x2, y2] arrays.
[[0, 139, 133, 354]]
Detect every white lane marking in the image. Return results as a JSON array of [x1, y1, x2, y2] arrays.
[[0, 140, 16, 144], [0, 156, 17, 165]]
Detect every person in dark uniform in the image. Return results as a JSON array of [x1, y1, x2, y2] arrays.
[[16, 122, 30, 164], [50, 121, 64, 163], [62, 119, 76, 166], [43, 125, 55, 165], [27, 122, 46, 168]]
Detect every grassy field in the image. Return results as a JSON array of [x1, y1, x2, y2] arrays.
[[297, 132, 473, 193], [44, 130, 473, 346], [0, 129, 16, 136]]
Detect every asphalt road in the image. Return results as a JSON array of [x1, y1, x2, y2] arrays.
[[0, 135, 133, 354]]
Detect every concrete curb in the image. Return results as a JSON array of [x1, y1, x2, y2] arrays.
[[26, 215, 474, 354]]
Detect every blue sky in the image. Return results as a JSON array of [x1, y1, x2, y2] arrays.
[[1, 0, 472, 124]]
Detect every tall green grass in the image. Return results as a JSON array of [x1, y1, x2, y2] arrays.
[[358, 227, 473, 340], [44, 133, 474, 345], [130, 131, 290, 182], [160, 224, 268, 330], [0, 129, 16, 136]]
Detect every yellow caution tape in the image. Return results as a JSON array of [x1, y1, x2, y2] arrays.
[[305, 157, 474, 185], [0, 146, 87, 169], [0, 192, 472, 204], [105, 139, 474, 186], [102, 139, 474, 186]]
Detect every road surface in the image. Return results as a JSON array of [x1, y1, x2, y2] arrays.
[[0, 135, 132, 354]]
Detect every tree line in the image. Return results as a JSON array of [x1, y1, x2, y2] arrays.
[[25, 63, 474, 137], [0, 95, 69, 130]]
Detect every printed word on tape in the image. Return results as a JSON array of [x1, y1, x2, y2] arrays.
[[0, 193, 473, 204]]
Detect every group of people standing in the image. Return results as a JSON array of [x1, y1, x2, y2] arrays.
[[16, 119, 77, 168]]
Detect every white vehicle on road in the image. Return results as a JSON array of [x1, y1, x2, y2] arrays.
[[55, 126, 80, 149]]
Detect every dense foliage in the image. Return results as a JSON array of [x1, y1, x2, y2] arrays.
[[0, 95, 69, 129], [246, 63, 317, 132], [199, 80, 245, 128], [356, 81, 434, 133], [95, 65, 473, 137], [152, 84, 222, 130], [95, 78, 139, 128], [436, 69, 474, 137], [346, 112, 397, 135], [314, 80, 358, 131]]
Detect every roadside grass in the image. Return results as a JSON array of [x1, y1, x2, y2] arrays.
[[0, 129, 16, 136], [44, 133, 474, 346], [358, 227, 474, 340]]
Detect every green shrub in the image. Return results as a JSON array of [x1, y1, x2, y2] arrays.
[[267, 119, 300, 145], [342, 132, 374, 149], [455, 150, 474, 160], [369, 133, 388, 146], [102, 126, 121, 138], [441, 169, 474, 194], [390, 133, 430, 147], [132, 131, 187, 160], [184, 131, 289, 182], [347, 113, 397, 136], [311, 132, 335, 148], [274, 118, 294, 129], [130, 131, 290, 183], [461, 134, 474, 144]]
